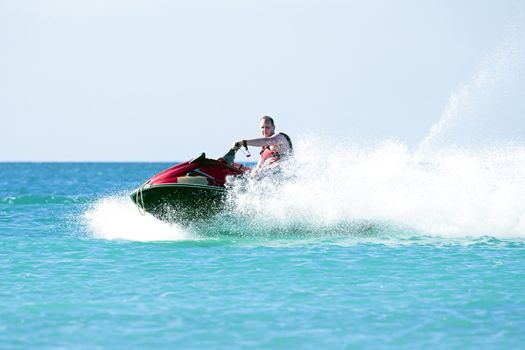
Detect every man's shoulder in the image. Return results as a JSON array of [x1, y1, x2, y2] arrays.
[[274, 133, 288, 141], [276, 132, 291, 138], [276, 132, 293, 149], [277, 132, 292, 142]]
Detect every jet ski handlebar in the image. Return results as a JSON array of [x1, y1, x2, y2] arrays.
[[235, 140, 251, 157]]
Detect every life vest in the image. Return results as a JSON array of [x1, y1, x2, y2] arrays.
[[260, 133, 293, 165]]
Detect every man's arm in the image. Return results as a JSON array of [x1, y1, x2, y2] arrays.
[[242, 134, 285, 148]]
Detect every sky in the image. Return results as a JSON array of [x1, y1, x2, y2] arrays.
[[1, 0, 524, 161]]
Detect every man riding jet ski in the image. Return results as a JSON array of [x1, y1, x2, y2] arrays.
[[130, 115, 292, 223], [224, 115, 293, 175]]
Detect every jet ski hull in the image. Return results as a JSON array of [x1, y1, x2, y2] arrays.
[[129, 153, 247, 223], [130, 183, 228, 222]]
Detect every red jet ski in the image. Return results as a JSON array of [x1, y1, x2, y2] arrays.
[[130, 151, 249, 223]]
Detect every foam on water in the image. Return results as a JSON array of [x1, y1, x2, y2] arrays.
[[83, 195, 194, 241]]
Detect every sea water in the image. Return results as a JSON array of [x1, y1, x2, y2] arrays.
[[1, 142, 525, 349]]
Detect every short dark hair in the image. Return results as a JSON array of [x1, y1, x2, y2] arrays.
[[260, 115, 275, 126]]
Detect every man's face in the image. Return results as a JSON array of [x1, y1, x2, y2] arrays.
[[260, 119, 275, 137]]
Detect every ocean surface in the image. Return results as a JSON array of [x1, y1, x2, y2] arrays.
[[2, 159, 525, 349]]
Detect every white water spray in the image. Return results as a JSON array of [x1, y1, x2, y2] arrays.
[[419, 20, 525, 152], [227, 137, 525, 237], [83, 195, 194, 241], [83, 138, 525, 240]]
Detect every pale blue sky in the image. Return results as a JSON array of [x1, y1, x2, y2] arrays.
[[1, 0, 523, 161]]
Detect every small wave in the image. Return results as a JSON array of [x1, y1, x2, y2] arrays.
[[1, 195, 81, 205], [189, 213, 401, 239]]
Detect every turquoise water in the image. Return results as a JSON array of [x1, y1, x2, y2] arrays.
[[2, 162, 525, 349]]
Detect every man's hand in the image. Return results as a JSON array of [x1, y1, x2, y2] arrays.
[[232, 141, 242, 151]]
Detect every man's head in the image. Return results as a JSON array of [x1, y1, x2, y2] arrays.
[[260, 116, 275, 137]]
